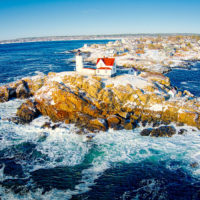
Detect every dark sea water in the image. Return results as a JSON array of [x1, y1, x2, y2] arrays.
[[166, 63, 200, 97], [0, 40, 111, 84], [0, 41, 200, 200]]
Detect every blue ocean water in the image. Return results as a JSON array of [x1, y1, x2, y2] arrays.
[[0, 41, 200, 200], [0, 40, 112, 84], [166, 63, 200, 97]]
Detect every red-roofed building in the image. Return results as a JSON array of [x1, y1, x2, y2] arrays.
[[76, 51, 116, 76], [96, 58, 116, 76], [96, 58, 115, 67]]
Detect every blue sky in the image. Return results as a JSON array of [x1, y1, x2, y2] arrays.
[[0, 0, 200, 40]]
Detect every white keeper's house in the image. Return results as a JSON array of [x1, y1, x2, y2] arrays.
[[76, 50, 116, 77]]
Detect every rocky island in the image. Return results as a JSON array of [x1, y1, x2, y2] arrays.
[[0, 69, 199, 137], [1, 35, 200, 137]]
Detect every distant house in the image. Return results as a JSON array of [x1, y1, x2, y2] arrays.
[[76, 50, 116, 77], [128, 68, 138, 76]]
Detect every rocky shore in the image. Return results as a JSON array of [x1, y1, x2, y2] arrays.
[[76, 35, 200, 74], [0, 71, 200, 137]]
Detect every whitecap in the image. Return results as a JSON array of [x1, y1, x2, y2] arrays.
[[1, 99, 200, 198], [180, 81, 188, 85]]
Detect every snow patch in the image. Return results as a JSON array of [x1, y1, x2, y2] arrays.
[[103, 74, 151, 89], [149, 104, 163, 112]]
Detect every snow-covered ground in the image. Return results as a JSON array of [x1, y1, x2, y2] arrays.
[[76, 36, 200, 74]]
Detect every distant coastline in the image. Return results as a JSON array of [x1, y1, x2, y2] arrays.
[[1, 33, 200, 45]]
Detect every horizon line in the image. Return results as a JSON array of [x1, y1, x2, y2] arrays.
[[1, 33, 200, 44]]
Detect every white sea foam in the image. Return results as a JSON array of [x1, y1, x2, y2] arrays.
[[0, 164, 5, 182], [34, 125, 91, 169], [180, 81, 188, 85], [34, 71, 45, 76], [1, 99, 200, 199]]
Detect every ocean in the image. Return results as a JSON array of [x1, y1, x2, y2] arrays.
[[166, 63, 200, 97], [0, 40, 200, 200]]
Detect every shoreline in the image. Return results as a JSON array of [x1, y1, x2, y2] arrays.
[[1, 33, 200, 45], [0, 36, 119, 45], [0, 70, 200, 134], [76, 36, 200, 74]]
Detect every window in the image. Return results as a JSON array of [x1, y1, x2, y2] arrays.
[[105, 70, 107, 73]]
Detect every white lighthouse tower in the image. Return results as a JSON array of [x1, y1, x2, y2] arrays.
[[76, 50, 83, 72]]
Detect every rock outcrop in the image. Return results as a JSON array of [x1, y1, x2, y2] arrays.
[[0, 86, 10, 102], [1, 71, 200, 135], [15, 100, 40, 124], [140, 126, 176, 137], [152, 126, 176, 137], [0, 75, 44, 102], [88, 118, 108, 132]]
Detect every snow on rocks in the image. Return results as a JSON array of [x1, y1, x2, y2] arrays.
[[103, 74, 151, 89], [76, 35, 200, 74], [1, 71, 200, 133]]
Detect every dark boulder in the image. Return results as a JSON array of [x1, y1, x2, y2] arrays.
[[152, 120, 161, 127], [140, 126, 176, 137], [150, 126, 176, 137], [16, 100, 40, 124], [16, 80, 30, 99], [178, 128, 188, 135], [141, 120, 148, 127], [140, 128, 153, 136]]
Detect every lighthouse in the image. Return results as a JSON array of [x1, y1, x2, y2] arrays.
[[75, 49, 116, 77], [76, 50, 83, 72]]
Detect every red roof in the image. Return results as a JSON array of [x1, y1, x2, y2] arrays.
[[98, 67, 112, 70], [96, 58, 115, 66]]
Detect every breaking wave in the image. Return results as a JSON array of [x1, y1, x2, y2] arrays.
[[0, 99, 200, 199]]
